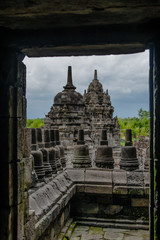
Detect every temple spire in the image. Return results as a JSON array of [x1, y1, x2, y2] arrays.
[[94, 69, 98, 80], [63, 66, 76, 90]]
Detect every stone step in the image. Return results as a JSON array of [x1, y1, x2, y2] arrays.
[[74, 218, 149, 230]]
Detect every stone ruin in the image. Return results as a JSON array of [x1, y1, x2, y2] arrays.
[[24, 126, 149, 240], [44, 66, 121, 167], [1, 1, 160, 238], [22, 67, 150, 240]]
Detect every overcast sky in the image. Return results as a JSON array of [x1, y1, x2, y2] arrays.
[[24, 50, 149, 119]]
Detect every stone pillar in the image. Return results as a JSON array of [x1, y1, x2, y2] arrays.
[[95, 130, 114, 169], [72, 130, 91, 168], [0, 49, 26, 240], [152, 43, 160, 239]]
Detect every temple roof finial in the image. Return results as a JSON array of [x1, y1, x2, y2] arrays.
[[63, 66, 76, 90], [94, 69, 98, 80]]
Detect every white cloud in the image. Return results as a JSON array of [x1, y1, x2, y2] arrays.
[[24, 50, 149, 118]]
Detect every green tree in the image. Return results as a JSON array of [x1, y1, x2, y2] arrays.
[[138, 108, 149, 119], [26, 118, 44, 128]]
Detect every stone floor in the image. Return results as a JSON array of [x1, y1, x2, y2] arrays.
[[69, 225, 149, 240]]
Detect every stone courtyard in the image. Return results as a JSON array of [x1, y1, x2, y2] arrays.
[[59, 223, 149, 240]]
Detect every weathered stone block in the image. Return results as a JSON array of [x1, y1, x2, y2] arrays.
[[24, 128, 31, 158], [57, 173, 71, 189], [24, 156, 34, 190], [24, 191, 29, 222], [8, 86, 17, 117], [51, 204, 61, 222], [113, 186, 128, 195], [17, 118, 24, 161], [76, 201, 99, 215], [104, 231, 123, 240], [63, 171, 73, 187], [127, 187, 144, 196], [102, 205, 123, 216], [76, 184, 85, 192], [17, 202, 24, 240], [126, 171, 144, 186], [113, 169, 127, 186], [85, 169, 112, 185], [22, 96, 27, 125], [64, 205, 70, 223], [0, 162, 22, 207], [131, 198, 149, 207], [144, 187, 149, 196], [24, 210, 36, 240], [53, 178, 67, 193], [85, 185, 112, 194], [0, 117, 17, 163], [17, 160, 25, 204], [49, 182, 63, 200], [144, 171, 150, 187], [29, 195, 44, 221], [17, 87, 23, 117], [66, 168, 85, 182]]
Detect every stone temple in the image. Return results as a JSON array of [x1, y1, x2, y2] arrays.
[[45, 66, 121, 166], [2, 2, 160, 239]]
